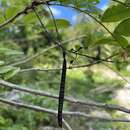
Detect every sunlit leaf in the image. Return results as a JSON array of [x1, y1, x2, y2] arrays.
[[101, 4, 130, 22], [114, 18, 130, 36], [47, 19, 71, 29]]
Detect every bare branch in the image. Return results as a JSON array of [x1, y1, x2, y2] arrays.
[[63, 119, 72, 130], [0, 97, 130, 123], [1, 79, 130, 114], [19, 62, 110, 73]]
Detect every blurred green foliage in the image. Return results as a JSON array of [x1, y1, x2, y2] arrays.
[[0, 0, 130, 130]]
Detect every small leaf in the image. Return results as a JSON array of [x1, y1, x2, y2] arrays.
[[94, 35, 128, 48], [23, 13, 37, 24], [6, 7, 19, 19], [47, 19, 71, 29], [114, 35, 128, 48], [0, 116, 6, 125], [94, 37, 116, 45], [101, 4, 130, 22], [0, 47, 23, 55], [114, 18, 130, 36], [0, 66, 14, 74], [5, 50, 23, 55], [4, 67, 20, 80], [0, 11, 5, 24]]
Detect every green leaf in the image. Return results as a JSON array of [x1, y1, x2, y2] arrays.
[[0, 11, 5, 24], [94, 37, 116, 45], [0, 65, 20, 79], [47, 19, 71, 29], [10, 0, 31, 5], [6, 7, 19, 19], [115, 35, 128, 48], [0, 48, 10, 53], [114, 18, 130, 36], [4, 67, 20, 80], [101, 4, 130, 22], [0, 66, 14, 74], [23, 13, 37, 24], [5, 50, 23, 55], [0, 48, 23, 55], [0, 61, 5, 66], [88, 0, 100, 4], [94, 35, 128, 48], [125, 0, 130, 4], [125, 44, 130, 53], [0, 116, 6, 125]]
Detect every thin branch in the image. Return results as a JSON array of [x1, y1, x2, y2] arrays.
[[20, 62, 99, 73], [0, 11, 24, 29], [102, 63, 130, 83], [0, 1, 119, 66], [68, 50, 114, 63], [49, 3, 108, 35], [45, 3, 60, 38], [9, 45, 117, 68], [19, 53, 118, 73], [0, 0, 126, 50], [33, 2, 65, 54], [0, 97, 57, 114], [63, 118, 72, 130], [0, 0, 50, 29], [35, 2, 122, 61], [33, 7, 49, 36], [19, 61, 113, 73], [1, 79, 130, 114], [8, 35, 87, 66], [0, 97, 130, 123], [20, 67, 61, 73], [9, 49, 115, 67], [9, 46, 56, 66], [48, 3, 124, 49]]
